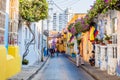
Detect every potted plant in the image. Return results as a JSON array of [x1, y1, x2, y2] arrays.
[[77, 39, 81, 45], [68, 23, 74, 32], [69, 43, 74, 48], [95, 38, 99, 44], [104, 34, 112, 44], [70, 43, 74, 46], [22, 59, 29, 65], [71, 52, 76, 57], [99, 39, 106, 45]]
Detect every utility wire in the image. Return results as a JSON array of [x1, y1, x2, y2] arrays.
[[52, 0, 80, 12], [54, 0, 68, 4], [48, 0, 75, 29], [68, 0, 80, 7], [52, 1, 64, 11], [55, 0, 72, 6]]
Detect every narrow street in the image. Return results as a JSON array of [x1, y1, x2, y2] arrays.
[[32, 54, 95, 80]]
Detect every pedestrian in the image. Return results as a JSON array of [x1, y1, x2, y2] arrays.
[[55, 47, 59, 56], [76, 47, 80, 67], [80, 53, 84, 65]]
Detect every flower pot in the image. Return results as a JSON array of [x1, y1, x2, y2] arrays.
[[22, 59, 29, 65], [101, 43, 106, 45], [107, 40, 112, 44]]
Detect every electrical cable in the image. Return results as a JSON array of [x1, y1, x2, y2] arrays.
[[54, 0, 68, 4], [68, 0, 80, 7], [52, 1, 64, 11], [54, 0, 73, 7]]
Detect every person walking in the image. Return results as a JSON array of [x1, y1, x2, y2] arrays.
[[76, 47, 80, 67], [80, 53, 84, 65]]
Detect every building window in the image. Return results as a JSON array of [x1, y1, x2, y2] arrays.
[[0, 0, 6, 12], [111, 18, 117, 44], [8, 0, 19, 45], [0, 0, 6, 45]]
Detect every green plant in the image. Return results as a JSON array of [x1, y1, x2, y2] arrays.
[[68, 23, 74, 32], [74, 21, 82, 33], [70, 43, 74, 46], [77, 39, 81, 45], [19, 0, 48, 60], [22, 59, 29, 65], [71, 53, 76, 57], [99, 38, 104, 43], [104, 34, 111, 40], [95, 38, 99, 42]]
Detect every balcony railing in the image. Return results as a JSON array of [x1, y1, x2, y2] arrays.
[[95, 44, 117, 75]]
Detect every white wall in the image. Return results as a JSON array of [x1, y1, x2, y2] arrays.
[[18, 21, 45, 66]]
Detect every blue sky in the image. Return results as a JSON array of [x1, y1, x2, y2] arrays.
[[53, 0, 96, 13]]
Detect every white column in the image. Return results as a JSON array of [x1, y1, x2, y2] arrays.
[[100, 45, 107, 70], [95, 44, 100, 67], [107, 44, 117, 75]]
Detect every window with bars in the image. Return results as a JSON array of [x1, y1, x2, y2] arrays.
[[111, 18, 117, 44], [8, 0, 19, 45], [0, 0, 6, 45], [0, 0, 6, 12]]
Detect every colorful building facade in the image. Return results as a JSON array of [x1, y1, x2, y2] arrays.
[[0, 0, 21, 80]]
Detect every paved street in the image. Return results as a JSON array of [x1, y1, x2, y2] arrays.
[[32, 54, 95, 80]]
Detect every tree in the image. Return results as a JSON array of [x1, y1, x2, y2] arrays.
[[19, 0, 48, 61]]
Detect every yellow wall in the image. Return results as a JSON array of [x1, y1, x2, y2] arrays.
[[68, 13, 86, 25], [0, 46, 6, 80], [6, 46, 21, 78], [0, 46, 21, 80]]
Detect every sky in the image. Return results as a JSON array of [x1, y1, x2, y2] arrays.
[[52, 0, 96, 13]]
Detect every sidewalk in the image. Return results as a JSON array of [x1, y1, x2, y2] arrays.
[[9, 56, 49, 80], [65, 54, 120, 80]]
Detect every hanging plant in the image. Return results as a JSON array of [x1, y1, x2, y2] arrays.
[[68, 23, 74, 32], [77, 39, 81, 45], [70, 43, 74, 46], [70, 26, 77, 35], [114, 0, 120, 11], [67, 0, 119, 37], [74, 21, 83, 33]]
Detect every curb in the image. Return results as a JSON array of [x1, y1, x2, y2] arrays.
[[27, 56, 50, 80], [64, 54, 99, 80], [79, 64, 99, 80]]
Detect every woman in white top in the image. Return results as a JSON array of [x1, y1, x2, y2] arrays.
[[76, 47, 80, 67]]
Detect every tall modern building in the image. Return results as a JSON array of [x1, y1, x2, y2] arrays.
[[59, 8, 74, 31], [59, 13, 64, 31], [47, 0, 54, 31], [47, 0, 74, 32], [53, 12, 59, 31], [52, 8, 74, 32], [65, 8, 74, 24]]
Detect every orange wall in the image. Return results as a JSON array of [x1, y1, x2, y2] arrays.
[[80, 32, 93, 62]]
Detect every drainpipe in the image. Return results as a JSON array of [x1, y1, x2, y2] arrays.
[[41, 20, 44, 62], [5, 0, 10, 49]]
